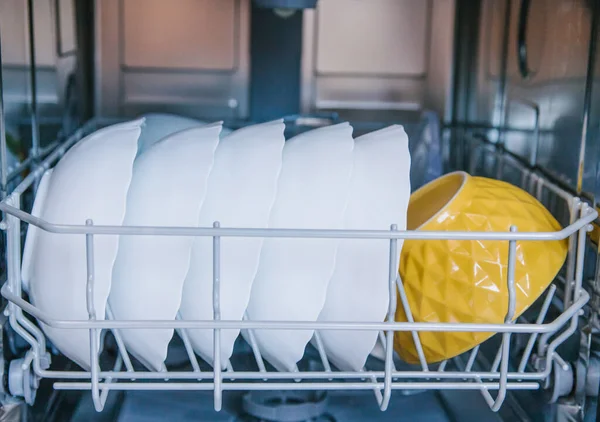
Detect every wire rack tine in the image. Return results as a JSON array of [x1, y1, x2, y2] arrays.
[[106, 305, 134, 373], [224, 360, 235, 381], [378, 330, 397, 376], [312, 331, 332, 373], [452, 353, 492, 404], [100, 355, 124, 405], [363, 368, 384, 405], [175, 312, 201, 373], [159, 363, 168, 375], [242, 313, 267, 374], [377, 331, 387, 351], [396, 276, 429, 371], [465, 346, 480, 373], [517, 284, 556, 373], [434, 359, 448, 382], [292, 365, 302, 383], [491, 349, 502, 373]]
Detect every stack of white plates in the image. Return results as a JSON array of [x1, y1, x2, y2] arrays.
[[23, 114, 411, 372]]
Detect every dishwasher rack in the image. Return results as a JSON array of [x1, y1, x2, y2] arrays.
[[0, 119, 596, 416]]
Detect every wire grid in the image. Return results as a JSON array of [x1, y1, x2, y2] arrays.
[[0, 120, 596, 415]]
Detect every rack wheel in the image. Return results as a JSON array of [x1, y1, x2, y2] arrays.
[[8, 355, 38, 405], [546, 359, 574, 404]]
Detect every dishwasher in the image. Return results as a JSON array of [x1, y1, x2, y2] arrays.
[[0, 0, 599, 421]]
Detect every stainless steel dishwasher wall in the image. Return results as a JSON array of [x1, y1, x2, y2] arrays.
[[455, 0, 599, 197], [299, 0, 456, 118], [92, 0, 456, 122], [0, 0, 75, 146], [94, 0, 251, 120]]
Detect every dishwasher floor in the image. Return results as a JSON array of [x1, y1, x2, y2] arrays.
[[72, 389, 462, 422]]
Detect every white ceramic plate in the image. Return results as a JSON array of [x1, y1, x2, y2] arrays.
[[109, 123, 222, 371], [316, 125, 411, 371], [180, 120, 285, 367], [29, 119, 143, 369], [245, 123, 354, 372], [21, 168, 54, 294], [137, 113, 231, 154]]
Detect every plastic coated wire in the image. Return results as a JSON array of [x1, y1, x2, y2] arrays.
[[1, 117, 597, 414]]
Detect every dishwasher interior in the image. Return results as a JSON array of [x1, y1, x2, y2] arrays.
[[1, 0, 600, 421]]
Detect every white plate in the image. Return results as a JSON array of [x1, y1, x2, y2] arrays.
[[137, 113, 231, 154], [180, 120, 285, 367], [109, 123, 222, 371], [21, 168, 53, 294], [317, 125, 411, 371], [245, 123, 354, 372], [29, 119, 143, 369]]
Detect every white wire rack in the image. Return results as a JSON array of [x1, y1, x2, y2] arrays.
[[0, 119, 597, 415]]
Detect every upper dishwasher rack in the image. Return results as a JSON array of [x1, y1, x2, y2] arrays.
[[0, 119, 596, 415]]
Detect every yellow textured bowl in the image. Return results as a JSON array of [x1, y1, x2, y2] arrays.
[[394, 171, 568, 364]]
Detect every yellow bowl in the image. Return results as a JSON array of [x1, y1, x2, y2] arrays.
[[394, 171, 568, 364]]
